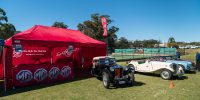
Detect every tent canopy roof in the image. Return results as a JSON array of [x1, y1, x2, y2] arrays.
[[5, 25, 106, 46]]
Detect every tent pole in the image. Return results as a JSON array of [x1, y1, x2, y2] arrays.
[[106, 37, 108, 56], [3, 46, 6, 92]]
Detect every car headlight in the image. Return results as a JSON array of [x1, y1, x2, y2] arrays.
[[130, 67, 135, 72], [124, 66, 135, 72], [169, 64, 173, 69], [169, 64, 175, 69], [169, 63, 177, 70], [110, 67, 114, 72], [125, 66, 129, 71]]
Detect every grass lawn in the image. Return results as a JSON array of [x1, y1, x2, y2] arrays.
[[181, 48, 200, 62], [0, 72, 200, 100], [0, 49, 200, 100]]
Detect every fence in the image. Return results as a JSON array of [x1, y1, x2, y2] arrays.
[[112, 48, 177, 60]]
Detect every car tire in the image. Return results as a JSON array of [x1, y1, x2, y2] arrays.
[[178, 64, 186, 71], [114, 80, 119, 88], [160, 69, 172, 80], [127, 72, 135, 86], [128, 64, 135, 72], [102, 71, 110, 89]]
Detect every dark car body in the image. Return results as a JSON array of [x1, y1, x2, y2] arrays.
[[91, 56, 135, 88]]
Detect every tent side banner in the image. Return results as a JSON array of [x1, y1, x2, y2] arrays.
[[7, 41, 75, 89]]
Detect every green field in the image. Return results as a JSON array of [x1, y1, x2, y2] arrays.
[[0, 73, 200, 100], [181, 48, 200, 62], [0, 49, 200, 100]]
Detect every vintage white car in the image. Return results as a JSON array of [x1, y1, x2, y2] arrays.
[[128, 59, 184, 80]]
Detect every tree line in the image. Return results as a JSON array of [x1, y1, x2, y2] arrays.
[[0, 8, 16, 39], [115, 37, 160, 49]]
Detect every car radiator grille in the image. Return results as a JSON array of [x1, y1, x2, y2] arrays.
[[115, 68, 123, 78]]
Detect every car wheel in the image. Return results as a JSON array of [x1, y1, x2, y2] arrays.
[[114, 80, 119, 88], [160, 70, 172, 80], [178, 64, 186, 71], [128, 64, 135, 72], [127, 72, 135, 86], [102, 71, 110, 89]]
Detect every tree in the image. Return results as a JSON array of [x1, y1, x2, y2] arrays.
[[0, 8, 8, 23], [168, 37, 176, 43], [0, 8, 16, 39], [115, 37, 129, 49], [143, 39, 160, 48], [52, 22, 68, 28], [167, 37, 178, 48], [77, 13, 118, 53], [0, 23, 16, 39], [131, 39, 160, 48]]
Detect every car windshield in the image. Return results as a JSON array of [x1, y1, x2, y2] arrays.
[[109, 58, 115, 62], [99, 58, 105, 64], [165, 57, 172, 60], [138, 60, 146, 64], [109, 58, 116, 65]]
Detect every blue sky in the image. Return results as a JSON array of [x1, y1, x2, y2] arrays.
[[1, 0, 200, 42]]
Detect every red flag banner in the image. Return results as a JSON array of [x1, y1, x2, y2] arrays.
[[101, 17, 107, 37]]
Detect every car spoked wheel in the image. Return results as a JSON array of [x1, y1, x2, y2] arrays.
[[178, 64, 185, 71], [102, 72, 110, 89], [128, 72, 135, 86], [160, 70, 172, 80], [128, 64, 135, 72]]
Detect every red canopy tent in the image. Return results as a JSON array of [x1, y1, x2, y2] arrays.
[[5, 25, 106, 47], [0, 25, 106, 90]]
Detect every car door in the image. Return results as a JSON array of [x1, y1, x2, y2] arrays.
[[137, 60, 151, 72]]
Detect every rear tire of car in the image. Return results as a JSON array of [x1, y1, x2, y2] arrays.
[[102, 71, 110, 89], [128, 72, 135, 86], [160, 69, 172, 80]]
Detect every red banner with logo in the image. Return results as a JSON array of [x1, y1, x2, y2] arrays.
[[12, 46, 51, 65], [12, 63, 74, 87], [101, 17, 107, 37], [7, 44, 75, 88]]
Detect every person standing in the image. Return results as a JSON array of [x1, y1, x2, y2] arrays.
[[196, 52, 200, 71], [176, 51, 181, 59]]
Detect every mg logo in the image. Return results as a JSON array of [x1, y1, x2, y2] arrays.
[[16, 70, 33, 83], [49, 67, 60, 79], [34, 68, 48, 81], [60, 66, 71, 78]]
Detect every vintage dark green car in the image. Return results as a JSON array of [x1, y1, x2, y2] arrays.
[[91, 56, 135, 89]]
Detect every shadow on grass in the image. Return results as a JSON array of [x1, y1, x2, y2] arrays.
[[108, 81, 146, 89], [185, 71, 196, 74], [171, 76, 188, 80], [136, 72, 160, 78], [135, 72, 188, 80], [0, 68, 92, 97]]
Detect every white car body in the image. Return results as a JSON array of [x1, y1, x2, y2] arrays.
[[128, 59, 184, 79]]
